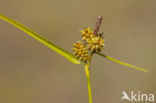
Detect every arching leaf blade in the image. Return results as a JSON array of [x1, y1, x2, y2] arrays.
[[97, 53, 149, 72], [0, 14, 82, 64]]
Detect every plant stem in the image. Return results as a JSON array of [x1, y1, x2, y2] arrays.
[[84, 63, 93, 103]]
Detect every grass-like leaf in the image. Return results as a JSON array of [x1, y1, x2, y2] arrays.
[[97, 53, 149, 72], [0, 14, 82, 64]]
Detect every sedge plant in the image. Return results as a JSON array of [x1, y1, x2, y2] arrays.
[[0, 14, 149, 103]]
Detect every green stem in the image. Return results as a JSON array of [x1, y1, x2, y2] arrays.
[[84, 63, 93, 103]]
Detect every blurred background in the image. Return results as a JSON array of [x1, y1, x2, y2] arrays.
[[0, 0, 156, 103]]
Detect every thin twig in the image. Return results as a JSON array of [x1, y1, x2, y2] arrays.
[[94, 16, 102, 36]]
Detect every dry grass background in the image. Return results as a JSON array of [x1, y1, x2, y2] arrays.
[[0, 0, 156, 103]]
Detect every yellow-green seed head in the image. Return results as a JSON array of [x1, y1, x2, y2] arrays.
[[80, 27, 94, 42], [73, 41, 90, 61], [87, 36, 105, 53]]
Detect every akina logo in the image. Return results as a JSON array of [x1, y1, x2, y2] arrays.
[[121, 90, 154, 102]]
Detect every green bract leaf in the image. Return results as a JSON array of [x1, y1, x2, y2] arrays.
[[0, 14, 82, 64], [97, 53, 149, 72]]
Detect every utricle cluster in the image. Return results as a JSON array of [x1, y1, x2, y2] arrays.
[[73, 27, 105, 62]]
